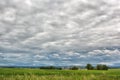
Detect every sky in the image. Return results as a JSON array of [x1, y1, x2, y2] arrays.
[[0, 0, 120, 67]]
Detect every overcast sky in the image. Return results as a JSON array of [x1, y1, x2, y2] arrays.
[[0, 0, 120, 66]]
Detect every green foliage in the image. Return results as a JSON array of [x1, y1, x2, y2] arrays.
[[86, 64, 108, 70], [96, 64, 108, 70], [69, 66, 79, 70], [86, 64, 94, 70], [40, 66, 62, 70]]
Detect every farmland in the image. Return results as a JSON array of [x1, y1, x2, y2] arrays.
[[0, 68, 120, 80]]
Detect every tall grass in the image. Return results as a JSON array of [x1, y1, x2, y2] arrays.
[[0, 68, 120, 80]]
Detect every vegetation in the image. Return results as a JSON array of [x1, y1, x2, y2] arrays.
[[96, 64, 108, 70], [69, 66, 79, 70], [86, 64, 94, 70], [86, 64, 108, 70], [40, 66, 62, 70], [0, 68, 120, 80]]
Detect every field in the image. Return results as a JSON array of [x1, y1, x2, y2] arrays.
[[0, 68, 120, 80]]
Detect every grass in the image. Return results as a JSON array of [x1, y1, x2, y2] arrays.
[[0, 68, 120, 80]]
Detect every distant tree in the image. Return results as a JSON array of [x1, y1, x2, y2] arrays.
[[49, 66, 55, 69], [102, 65, 108, 70], [86, 64, 94, 70], [96, 64, 108, 70], [70, 66, 79, 70], [40, 66, 62, 70], [96, 64, 103, 70]]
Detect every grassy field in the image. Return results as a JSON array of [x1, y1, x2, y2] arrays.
[[0, 68, 120, 80]]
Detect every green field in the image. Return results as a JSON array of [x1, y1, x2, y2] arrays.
[[0, 68, 120, 80]]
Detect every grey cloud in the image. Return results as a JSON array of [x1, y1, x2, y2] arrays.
[[0, 0, 120, 66]]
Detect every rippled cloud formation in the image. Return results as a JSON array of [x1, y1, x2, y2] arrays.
[[0, 0, 120, 66]]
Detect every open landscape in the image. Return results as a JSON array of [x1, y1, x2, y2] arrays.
[[0, 68, 120, 80], [0, 0, 120, 80]]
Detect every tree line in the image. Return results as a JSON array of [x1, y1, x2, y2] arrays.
[[67, 64, 108, 70], [86, 64, 108, 70], [39, 64, 108, 70]]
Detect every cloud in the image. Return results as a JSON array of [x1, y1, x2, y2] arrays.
[[86, 49, 120, 65], [0, 0, 120, 66]]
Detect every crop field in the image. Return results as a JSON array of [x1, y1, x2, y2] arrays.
[[0, 68, 120, 80]]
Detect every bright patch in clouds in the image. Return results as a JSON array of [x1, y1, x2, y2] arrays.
[[0, 0, 120, 66]]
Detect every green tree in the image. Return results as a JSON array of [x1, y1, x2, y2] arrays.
[[102, 65, 108, 70], [96, 64, 108, 70], [96, 64, 103, 70], [86, 64, 94, 70], [70, 66, 79, 70]]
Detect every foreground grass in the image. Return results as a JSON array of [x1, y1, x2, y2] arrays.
[[0, 68, 120, 80]]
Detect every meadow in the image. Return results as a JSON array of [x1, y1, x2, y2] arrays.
[[0, 68, 120, 80]]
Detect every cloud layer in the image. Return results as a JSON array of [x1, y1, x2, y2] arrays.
[[0, 0, 120, 66]]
